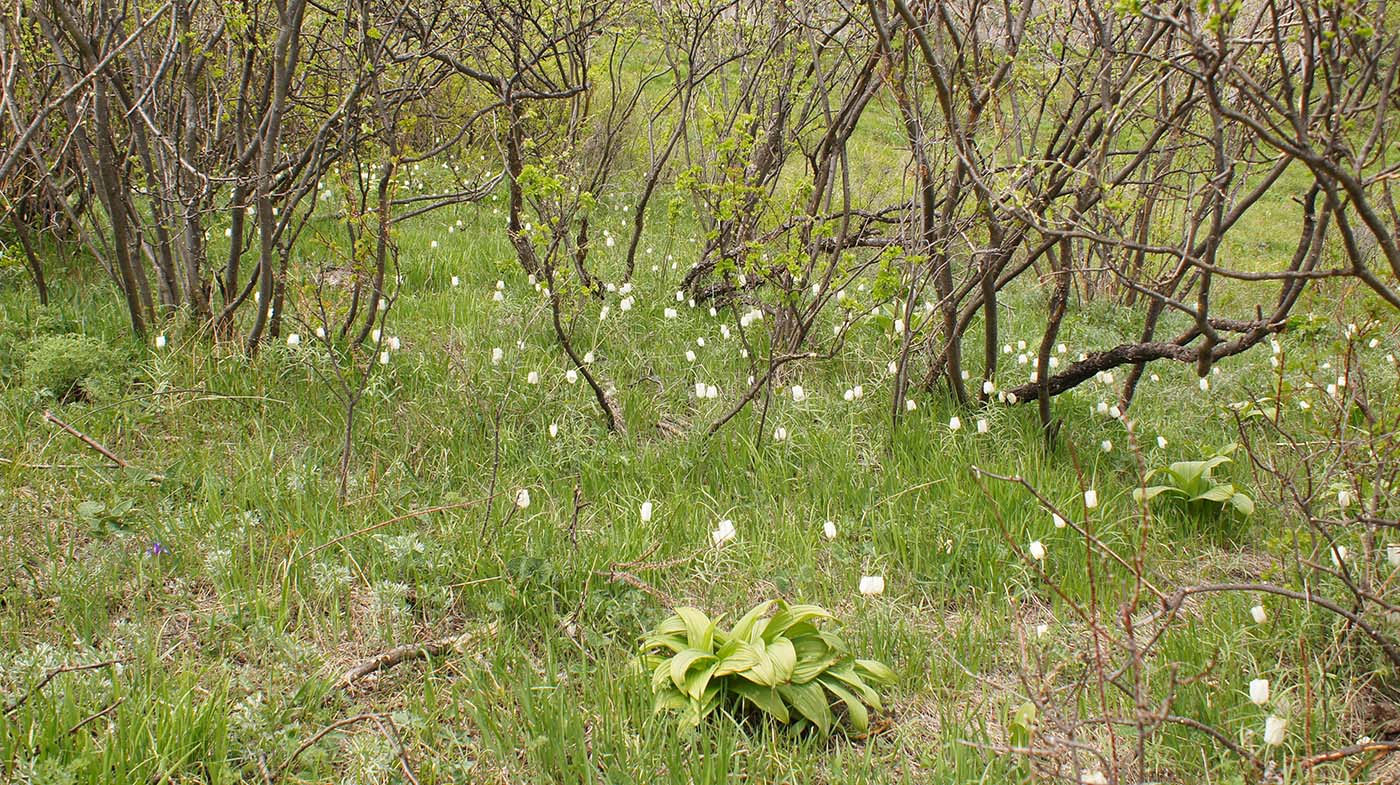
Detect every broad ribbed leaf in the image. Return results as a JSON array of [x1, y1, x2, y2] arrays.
[[673, 607, 717, 650], [854, 658, 897, 685], [729, 601, 773, 642], [731, 681, 790, 723], [779, 681, 833, 735], [714, 640, 762, 677], [819, 677, 869, 733], [670, 648, 717, 690], [765, 637, 797, 683], [1230, 492, 1255, 516], [763, 603, 832, 642]]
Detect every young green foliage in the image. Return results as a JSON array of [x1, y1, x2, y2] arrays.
[[1133, 447, 1255, 517], [638, 600, 895, 735]]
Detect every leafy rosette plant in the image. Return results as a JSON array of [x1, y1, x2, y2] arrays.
[[638, 600, 895, 735], [1132, 449, 1255, 517]]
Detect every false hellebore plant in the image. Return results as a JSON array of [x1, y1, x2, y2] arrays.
[[638, 600, 895, 735]]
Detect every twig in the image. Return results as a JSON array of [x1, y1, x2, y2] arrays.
[[65, 696, 124, 736], [1299, 740, 1400, 770], [339, 630, 481, 688], [42, 410, 127, 467], [4, 659, 121, 716], [279, 713, 384, 781]]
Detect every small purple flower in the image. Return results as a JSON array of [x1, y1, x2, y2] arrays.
[[147, 540, 169, 557]]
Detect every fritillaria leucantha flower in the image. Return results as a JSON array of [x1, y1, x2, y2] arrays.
[[1250, 678, 1269, 705], [823, 520, 837, 540], [1251, 604, 1268, 624], [859, 576, 885, 596], [711, 519, 736, 546], [514, 488, 531, 509], [640, 501, 653, 522]]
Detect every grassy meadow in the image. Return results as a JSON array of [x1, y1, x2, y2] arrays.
[[1, 163, 1396, 784]]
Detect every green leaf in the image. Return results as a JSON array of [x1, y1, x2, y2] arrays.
[[818, 677, 869, 733], [731, 681, 790, 723], [765, 637, 797, 683], [673, 607, 717, 651], [1193, 484, 1236, 503], [729, 601, 773, 642], [854, 658, 897, 685], [1230, 493, 1255, 516], [778, 681, 833, 735], [670, 648, 717, 691]]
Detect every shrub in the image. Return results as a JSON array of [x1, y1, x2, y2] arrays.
[[638, 600, 895, 735], [23, 333, 127, 403]]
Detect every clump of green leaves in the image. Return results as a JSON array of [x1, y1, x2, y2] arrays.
[[638, 600, 895, 735], [1133, 447, 1254, 517], [23, 333, 127, 403]]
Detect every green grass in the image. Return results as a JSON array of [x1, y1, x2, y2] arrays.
[[1, 176, 1395, 783]]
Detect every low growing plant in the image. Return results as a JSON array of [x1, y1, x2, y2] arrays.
[[1132, 447, 1254, 517], [638, 600, 895, 735]]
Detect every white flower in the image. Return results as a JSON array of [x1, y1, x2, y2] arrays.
[[1080, 772, 1108, 785], [155, 334, 167, 349], [695, 382, 707, 398], [1338, 489, 1354, 508], [1199, 377, 1210, 392], [493, 290, 504, 303], [823, 520, 837, 540], [1084, 489, 1099, 509], [527, 371, 540, 385], [705, 385, 718, 399], [1157, 436, 1168, 449], [1048, 356, 1059, 369], [1101, 440, 1113, 453], [598, 305, 610, 321], [853, 385, 863, 399], [496, 280, 505, 290], [583, 351, 595, 364], [640, 501, 653, 523], [372, 329, 382, 343], [1251, 604, 1268, 624], [983, 380, 995, 395], [711, 519, 736, 546], [773, 426, 788, 442], [685, 350, 696, 363], [1052, 512, 1066, 529], [1006, 392, 1017, 404], [905, 399, 917, 412], [948, 416, 962, 431], [977, 419, 989, 434], [1150, 373, 1160, 382], [844, 389, 855, 402], [893, 318, 905, 335], [548, 422, 558, 438], [451, 276, 460, 287], [387, 336, 401, 351], [315, 327, 326, 339], [887, 361, 898, 376], [1108, 405, 1121, 419], [492, 347, 504, 365], [1096, 401, 1109, 415], [791, 385, 807, 402], [1388, 544, 1400, 567], [562, 369, 576, 384], [858, 576, 885, 596], [619, 297, 633, 312], [378, 351, 390, 365], [1029, 540, 1046, 561], [286, 333, 301, 346], [514, 488, 531, 509], [1264, 715, 1287, 746], [431, 240, 439, 249], [1250, 678, 1270, 705], [664, 308, 677, 319], [1331, 545, 1348, 566]]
